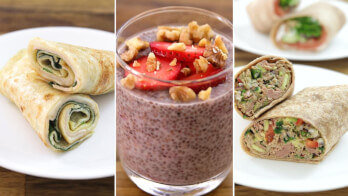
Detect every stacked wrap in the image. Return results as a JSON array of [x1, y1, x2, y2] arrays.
[[0, 50, 100, 151], [240, 85, 348, 163], [270, 2, 346, 51], [28, 37, 115, 95]]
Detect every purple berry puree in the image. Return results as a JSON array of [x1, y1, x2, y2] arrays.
[[117, 28, 233, 185]]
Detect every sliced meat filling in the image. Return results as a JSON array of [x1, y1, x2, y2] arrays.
[[243, 117, 325, 160], [235, 59, 292, 118]]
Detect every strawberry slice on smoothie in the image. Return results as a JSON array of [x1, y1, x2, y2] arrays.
[[150, 41, 205, 62], [125, 56, 182, 90]]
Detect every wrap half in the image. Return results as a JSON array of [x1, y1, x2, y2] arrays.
[[271, 2, 346, 51], [240, 85, 348, 163], [28, 37, 115, 95], [247, 0, 300, 33], [235, 56, 294, 120], [0, 50, 99, 151]]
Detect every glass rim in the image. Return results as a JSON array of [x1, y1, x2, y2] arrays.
[[116, 6, 233, 85]]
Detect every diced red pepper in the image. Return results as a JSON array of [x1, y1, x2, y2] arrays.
[[306, 139, 319, 149], [265, 126, 275, 143], [296, 118, 303, 126]]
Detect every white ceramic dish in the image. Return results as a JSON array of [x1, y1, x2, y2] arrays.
[[234, 0, 348, 61], [0, 27, 115, 180], [234, 64, 348, 192]]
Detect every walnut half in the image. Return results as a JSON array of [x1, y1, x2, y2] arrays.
[[169, 86, 196, 102], [203, 46, 227, 68]]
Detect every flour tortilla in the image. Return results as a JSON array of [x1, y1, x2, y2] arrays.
[[247, 0, 299, 33], [234, 55, 295, 120], [241, 85, 348, 163], [0, 50, 99, 151], [271, 2, 346, 51], [28, 37, 115, 95]]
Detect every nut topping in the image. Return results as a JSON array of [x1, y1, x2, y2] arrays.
[[180, 67, 191, 76], [169, 58, 177, 66], [179, 28, 193, 45], [121, 37, 149, 62], [203, 46, 227, 68], [168, 43, 186, 51], [120, 74, 136, 90], [198, 38, 212, 47], [198, 87, 212, 101], [146, 52, 157, 72], [193, 56, 209, 73], [157, 26, 183, 42], [132, 60, 141, 68], [214, 35, 228, 54], [121, 48, 138, 62], [169, 86, 196, 102], [188, 21, 214, 43]]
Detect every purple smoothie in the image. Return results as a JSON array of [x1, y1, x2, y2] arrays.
[[117, 28, 232, 185]]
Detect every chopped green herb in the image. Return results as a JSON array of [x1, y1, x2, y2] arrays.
[[301, 130, 308, 137], [276, 120, 284, 127], [43, 67, 53, 73], [251, 68, 262, 79], [283, 136, 294, 143], [245, 129, 252, 136], [274, 127, 282, 134], [254, 87, 261, 93], [243, 115, 248, 119], [318, 146, 325, 153], [295, 154, 304, 159], [241, 89, 246, 96]]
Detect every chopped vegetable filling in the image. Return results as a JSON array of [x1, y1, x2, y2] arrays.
[[243, 117, 325, 160]]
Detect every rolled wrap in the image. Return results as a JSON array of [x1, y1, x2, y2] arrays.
[[234, 56, 295, 120], [28, 37, 115, 95], [247, 0, 300, 33], [271, 2, 346, 51], [0, 50, 99, 151], [241, 85, 348, 163]]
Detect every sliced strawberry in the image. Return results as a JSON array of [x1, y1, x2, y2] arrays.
[[150, 41, 205, 62], [125, 56, 181, 90], [181, 63, 226, 92]]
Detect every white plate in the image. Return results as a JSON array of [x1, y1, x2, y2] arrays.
[[0, 27, 115, 180], [234, 0, 348, 61], [234, 65, 348, 192]]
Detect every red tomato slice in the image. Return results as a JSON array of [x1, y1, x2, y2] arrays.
[[295, 118, 304, 126], [306, 139, 319, 149], [265, 126, 275, 143], [274, 0, 288, 17]]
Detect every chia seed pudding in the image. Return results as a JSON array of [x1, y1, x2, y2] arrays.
[[117, 23, 233, 185]]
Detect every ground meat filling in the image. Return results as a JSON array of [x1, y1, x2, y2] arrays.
[[243, 117, 325, 160], [235, 59, 292, 117]]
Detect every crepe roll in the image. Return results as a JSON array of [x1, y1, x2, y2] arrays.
[[247, 0, 300, 33], [28, 37, 115, 95], [271, 2, 346, 51], [241, 85, 348, 163], [235, 56, 294, 120], [0, 50, 99, 151]]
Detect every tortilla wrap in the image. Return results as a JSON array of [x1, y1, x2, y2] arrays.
[[234, 55, 295, 120], [0, 50, 99, 151], [271, 2, 346, 51], [247, 0, 299, 33], [27, 37, 115, 95], [241, 85, 348, 163]]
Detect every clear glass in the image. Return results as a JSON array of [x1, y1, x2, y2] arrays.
[[116, 6, 233, 196]]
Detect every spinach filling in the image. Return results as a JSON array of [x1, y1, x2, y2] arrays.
[[282, 17, 322, 44], [279, 0, 299, 9], [48, 101, 95, 151]]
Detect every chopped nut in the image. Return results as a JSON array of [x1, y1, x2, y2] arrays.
[[193, 56, 209, 73], [126, 37, 149, 51], [120, 74, 136, 90], [146, 52, 157, 72], [169, 58, 177, 66], [203, 46, 227, 68], [132, 60, 141, 67], [180, 67, 191, 76], [156, 61, 161, 71], [188, 21, 214, 43], [198, 38, 211, 47], [179, 28, 193, 45], [168, 43, 186, 51], [169, 86, 196, 102], [121, 48, 138, 62], [198, 87, 212, 101], [214, 35, 228, 54], [157, 26, 182, 42]]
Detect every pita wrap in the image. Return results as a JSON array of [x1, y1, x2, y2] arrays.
[[27, 37, 115, 95], [271, 2, 346, 51], [235, 56, 295, 120], [241, 85, 348, 163], [0, 50, 99, 151], [247, 0, 299, 33]]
